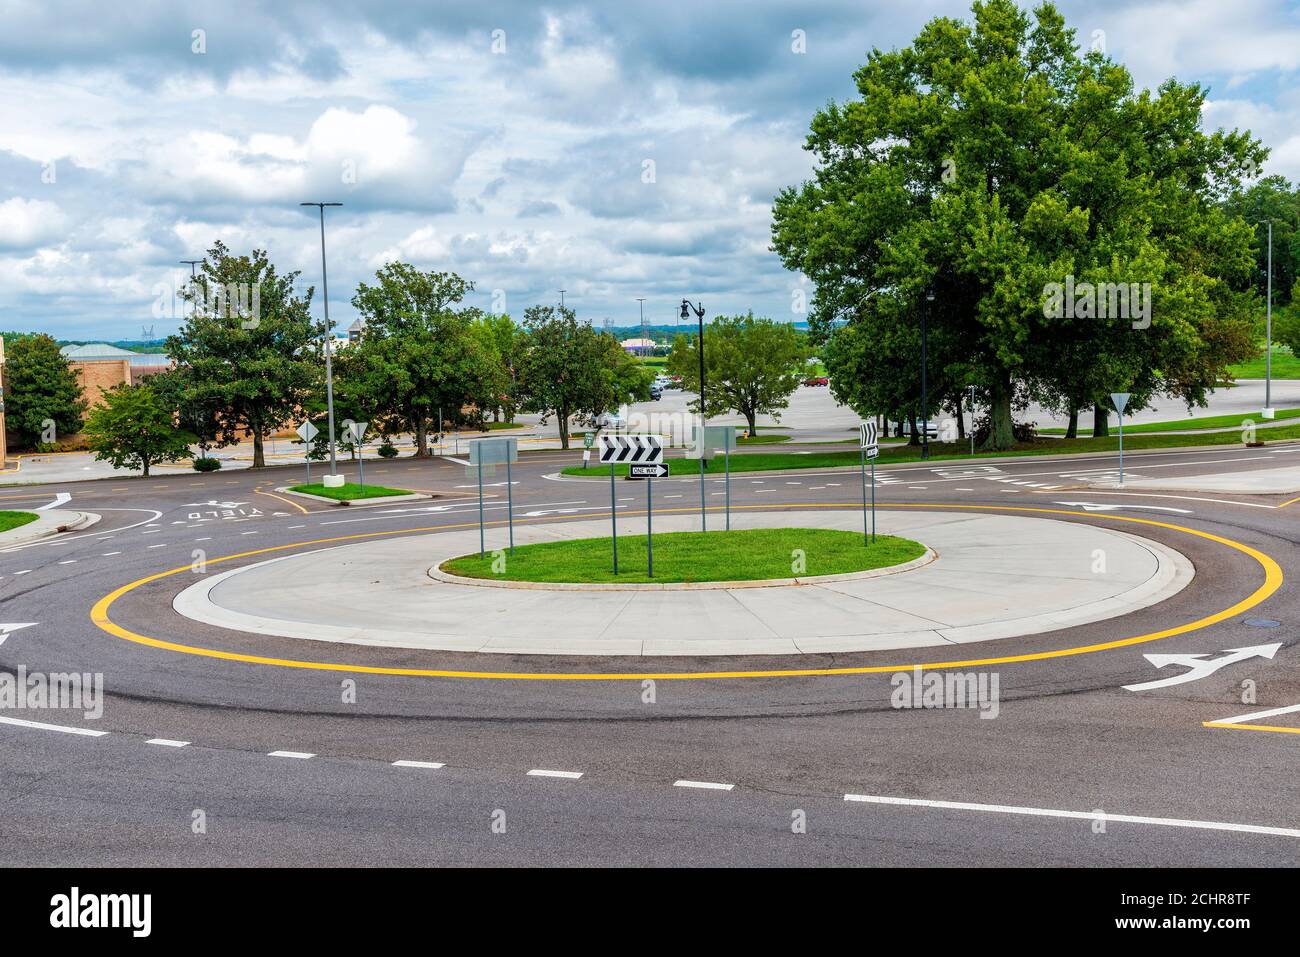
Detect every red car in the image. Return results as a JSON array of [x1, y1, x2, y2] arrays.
[[803, 375, 829, 387]]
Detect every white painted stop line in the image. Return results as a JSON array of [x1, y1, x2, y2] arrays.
[[842, 793, 1300, 839]]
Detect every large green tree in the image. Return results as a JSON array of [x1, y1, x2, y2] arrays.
[[667, 313, 806, 434], [345, 264, 481, 456], [4, 333, 86, 448], [83, 382, 195, 477], [518, 306, 650, 449], [166, 242, 320, 468], [772, 0, 1261, 449]]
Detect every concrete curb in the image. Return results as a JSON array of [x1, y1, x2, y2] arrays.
[[0, 509, 101, 548], [427, 546, 938, 591], [274, 486, 430, 507]]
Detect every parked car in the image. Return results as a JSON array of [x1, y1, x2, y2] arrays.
[[649, 385, 663, 401], [803, 375, 829, 387], [596, 411, 627, 430], [896, 420, 940, 439], [653, 374, 672, 388]]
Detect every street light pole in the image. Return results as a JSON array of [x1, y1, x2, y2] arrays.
[[301, 202, 343, 478], [1265, 220, 1274, 417], [559, 289, 566, 310], [921, 288, 934, 460]]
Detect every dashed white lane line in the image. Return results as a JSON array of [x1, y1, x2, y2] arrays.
[[527, 769, 584, 779], [267, 750, 315, 759], [57, 560, 76, 565], [842, 793, 1300, 839], [908, 486, 928, 490], [755, 489, 776, 494], [102, 551, 121, 557], [674, 779, 734, 791], [288, 525, 306, 529], [664, 494, 683, 499], [142, 529, 160, 535], [13, 570, 30, 575], [393, 760, 445, 769], [147, 544, 167, 549], [240, 531, 258, 535], [195, 537, 211, 542], [0, 715, 108, 737], [146, 738, 190, 748]]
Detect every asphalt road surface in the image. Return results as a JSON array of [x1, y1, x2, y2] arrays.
[[1, 440, 1297, 866]]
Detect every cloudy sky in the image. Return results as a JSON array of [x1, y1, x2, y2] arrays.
[[1, 0, 1299, 340]]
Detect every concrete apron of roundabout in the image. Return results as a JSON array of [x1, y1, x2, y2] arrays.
[[173, 510, 1193, 656]]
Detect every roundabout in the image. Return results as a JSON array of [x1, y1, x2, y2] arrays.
[[164, 508, 1195, 657]]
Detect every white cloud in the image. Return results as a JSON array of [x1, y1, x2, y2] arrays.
[[0, 197, 67, 250]]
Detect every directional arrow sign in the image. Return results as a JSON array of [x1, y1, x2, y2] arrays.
[[599, 434, 663, 464], [630, 463, 669, 479], [0, 623, 37, 647], [1123, 643, 1281, 692], [860, 421, 877, 449], [296, 420, 318, 443]]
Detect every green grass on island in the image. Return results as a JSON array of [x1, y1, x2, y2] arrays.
[[441, 528, 926, 584], [289, 482, 410, 500], [0, 511, 39, 533], [563, 420, 1300, 477], [1040, 407, 1300, 435]]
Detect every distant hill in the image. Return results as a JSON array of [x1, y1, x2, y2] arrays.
[[598, 321, 811, 345]]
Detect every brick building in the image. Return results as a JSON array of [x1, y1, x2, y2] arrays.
[[59, 344, 174, 407]]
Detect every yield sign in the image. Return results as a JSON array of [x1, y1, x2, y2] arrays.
[[1110, 392, 1130, 415]]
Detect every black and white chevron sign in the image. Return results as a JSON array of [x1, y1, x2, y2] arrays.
[[598, 433, 663, 464]]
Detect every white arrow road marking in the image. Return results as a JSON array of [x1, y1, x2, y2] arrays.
[[0, 623, 37, 647], [34, 493, 71, 511], [1054, 501, 1192, 514], [1124, 643, 1282, 691]]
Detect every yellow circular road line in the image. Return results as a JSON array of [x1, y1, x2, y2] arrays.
[[89, 504, 1284, 681]]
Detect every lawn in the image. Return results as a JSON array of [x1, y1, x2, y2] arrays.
[[482, 421, 526, 431], [441, 528, 926, 584], [0, 511, 39, 533], [562, 421, 1300, 477], [288, 482, 411, 500], [1040, 407, 1300, 435], [1227, 345, 1300, 380], [736, 432, 790, 445]]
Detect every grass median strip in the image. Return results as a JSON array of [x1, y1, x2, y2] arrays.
[[563, 423, 1300, 477], [441, 527, 926, 584], [287, 482, 410, 501], [1040, 407, 1300, 435]]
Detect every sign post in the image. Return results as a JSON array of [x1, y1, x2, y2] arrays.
[[601, 435, 664, 575], [583, 431, 594, 470], [296, 420, 318, 485], [1110, 392, 1130, 486], [968, 385, 976, 457], [690, 425, 734, 532], [346, 420, 368, 492], [859, 422, 879, 544], [469, 437, 519, 557]]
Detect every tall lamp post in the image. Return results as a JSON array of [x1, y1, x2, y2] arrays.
[[1261, 220, 1275, 419], [680, 299, 706, 416], [921, 287, 934, 460], [301, 202, 343, 480]]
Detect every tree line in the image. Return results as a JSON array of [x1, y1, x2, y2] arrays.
[[771, 0, 1300, 449]]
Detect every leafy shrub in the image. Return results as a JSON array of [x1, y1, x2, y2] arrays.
[[192, 456, 223, 472], [378, 442, 399, 458]]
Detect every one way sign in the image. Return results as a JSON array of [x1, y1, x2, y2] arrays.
[[599, 434, 663, 464]]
